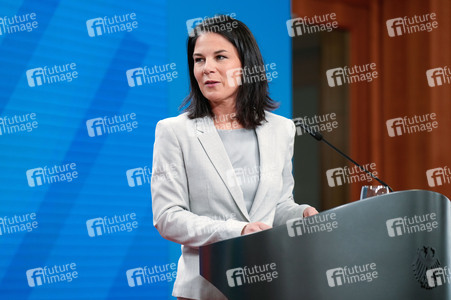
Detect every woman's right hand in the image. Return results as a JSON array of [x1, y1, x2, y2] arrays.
[[241, 222, 272, 235]]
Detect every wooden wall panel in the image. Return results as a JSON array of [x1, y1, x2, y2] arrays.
[[292, 0, 451, 205]]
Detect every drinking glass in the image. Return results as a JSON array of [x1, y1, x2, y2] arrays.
[[360, 185, 390, 200]]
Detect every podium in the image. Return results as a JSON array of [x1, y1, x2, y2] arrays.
[[199, 190, 450, 300]]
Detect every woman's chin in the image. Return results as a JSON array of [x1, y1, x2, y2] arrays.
[[202, 93, 223, 103]]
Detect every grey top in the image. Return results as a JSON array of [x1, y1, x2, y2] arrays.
[[217, 128, 260, 212]]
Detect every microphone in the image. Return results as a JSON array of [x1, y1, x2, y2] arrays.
[[295, 121, 394, 192]]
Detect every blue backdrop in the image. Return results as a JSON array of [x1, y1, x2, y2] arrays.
[[0, 0, 291, 299]]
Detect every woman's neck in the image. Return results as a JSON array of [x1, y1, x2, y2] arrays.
[[211, 104, 243, 130]]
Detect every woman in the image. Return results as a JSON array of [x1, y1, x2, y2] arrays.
[[151, 15, 318, 300]]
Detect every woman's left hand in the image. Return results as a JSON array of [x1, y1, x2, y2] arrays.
[[303, 207, 319, 217]]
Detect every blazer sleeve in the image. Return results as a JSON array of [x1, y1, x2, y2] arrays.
[[151, 120, 248, 249], [273, 120, 310, 227]]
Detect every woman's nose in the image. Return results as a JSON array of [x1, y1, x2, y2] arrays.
[[203, 58, 215, 74]]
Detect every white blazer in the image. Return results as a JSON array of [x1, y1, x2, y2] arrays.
[[151, 111, 310, 300]]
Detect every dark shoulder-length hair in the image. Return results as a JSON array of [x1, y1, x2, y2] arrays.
[[180, 15, 278, 129]]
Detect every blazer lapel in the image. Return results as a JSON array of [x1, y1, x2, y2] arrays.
[[195, 117, 251, 221], [248, 120, 272, 216]]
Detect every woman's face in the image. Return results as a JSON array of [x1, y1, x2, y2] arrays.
[[193, 32, 242, 106]]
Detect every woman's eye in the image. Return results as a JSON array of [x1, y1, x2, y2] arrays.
[[216, 55, 226, 60], [194, 57, 204, 63]]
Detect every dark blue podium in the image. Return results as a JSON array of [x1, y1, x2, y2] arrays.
[[200, 190, 450, 300]]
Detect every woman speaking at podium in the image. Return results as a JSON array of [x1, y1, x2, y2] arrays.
[[151, 15, 318, 300]]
